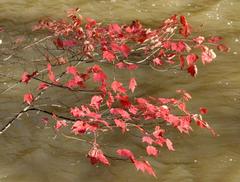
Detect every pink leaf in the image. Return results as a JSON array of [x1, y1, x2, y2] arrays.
[[115, 62, 127, 69], [109, 23, 122, 34], [153, 58, 163, 66], [193, 36, 205, 44], [111, 81, 126, 93], [90, 95, 103, 110], [66, 66, 78, 75], [116, 149, 135, 161], [127, 64, 138, 71], [171, 41, 186, 52], [165, 138, 175, 151], [129, 78, 137, 93], [55, 120, 67, 130], [21, 72, 31, 83], [110, 108, 130, 119], [21, 71, 37, 84], [146, 146, 158, 157], [93, 72, 107, 83], [186, 53, 198, 66], [106, 91, 114, 108], [47, 64, 58, 83], [114, 119, 127, 133], [88, 147, 110, 166], [120, 44, 131, 57], [23, 93, 33, 105], [103, 50, 115, 62], [142, 136, 154, 145], [37, 82, 49, 90], [128, 105, 138, 115], [134, 160, 156, 177], [201, 49, 216, 64]]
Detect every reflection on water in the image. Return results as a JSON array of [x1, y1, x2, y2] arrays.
[[0, 0, 240, 181]]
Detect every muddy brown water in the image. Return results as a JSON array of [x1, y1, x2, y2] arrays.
[[0, 0, 239, 182]]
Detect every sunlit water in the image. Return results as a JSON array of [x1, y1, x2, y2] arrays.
[[0, 0, 240, 181]]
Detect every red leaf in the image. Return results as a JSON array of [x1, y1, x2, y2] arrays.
[[134, 160, 156, 177], [142, 136, 154, 145], [111, 81, 126, 93], [55, 120, 67, 130], [171, 41, 186, 52], [66, 66, 78, 75], [116, 149, 135, 161], [115, 62, 138, 71], [85, 17, 97, 29], [129, 78, 137, 93], [88, 147, 110, 166], [153, 58, 163, 66], [179, 16, 191, 37], [89, 65, 103, 73], [54, 38, 63, 48], [71, 120, 88, 134], [165, 138, 175, 151], [120, 44, 131, 57], [90, 95, 103, 110], [114, 119, 127, 133], [70, 107, 83, 118], [128, 105, 138, 115], [23, 93, 33, 105], [200, 107, 208, 114], [21, 71, 37, 84], [127, 64, 138, 71], [110, 108, 130, 119], [146, 146, 158, 157], [186, 53, 198, 66], [103, 50, 115, 62], [111, 43, 130, 57], [217, 44, 229, 52], [37, 82, 49, 90], [195, 119, 208, 128], [93, 72, 107, 83], [106, 91, 114, 108], [187, 64, 198, 77], [180, 16, 187, 26], [179, 55, 185, 69], [62, 40, 77, 47], [178, 102, 188, 113], [109, 23, 122, 34], [47, 64, 58, 83], [153, 126, 165, 139], [115, 62, 127, 69], [115, 94, 131, 108], [208, 36, 222, 43], [111, 43, 121, 52], [21, 72, 31, 83]]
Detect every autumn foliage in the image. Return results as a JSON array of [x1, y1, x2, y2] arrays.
[[12, 8, 229, 177]]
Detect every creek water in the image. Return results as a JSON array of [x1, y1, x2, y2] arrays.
[[0, 0, 239, 181]]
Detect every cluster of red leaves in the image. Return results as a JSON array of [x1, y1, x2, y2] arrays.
[[19, 9, 227, 177], [32, 8, 228, 78]]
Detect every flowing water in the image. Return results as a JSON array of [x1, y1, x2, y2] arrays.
[[0, 0, 240, 181]]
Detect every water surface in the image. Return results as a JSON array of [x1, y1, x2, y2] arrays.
[[0, 0, 239, 182]]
